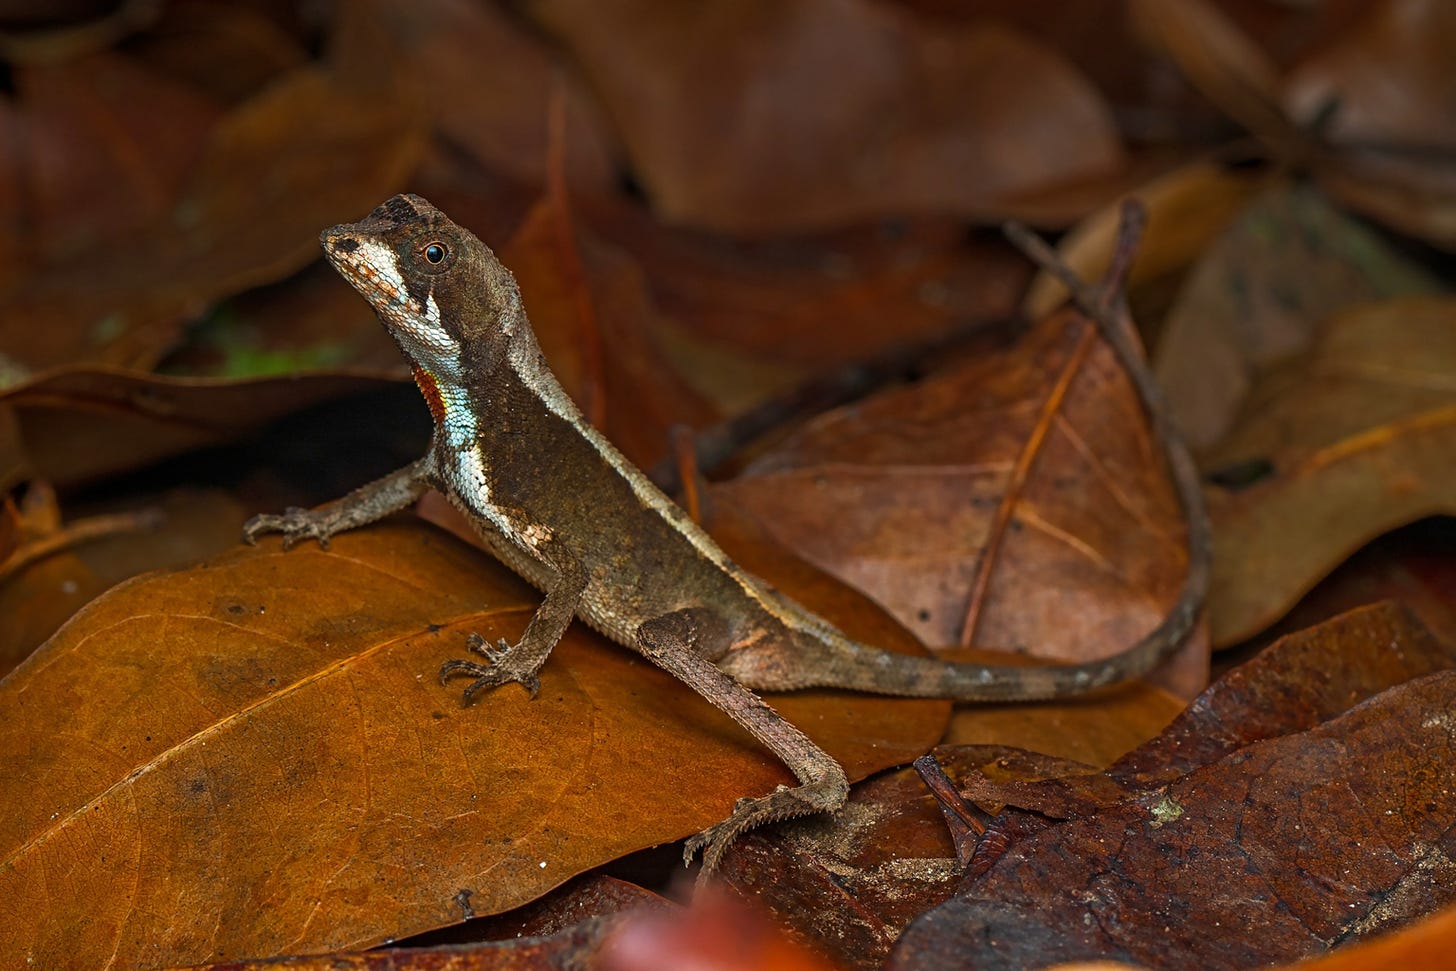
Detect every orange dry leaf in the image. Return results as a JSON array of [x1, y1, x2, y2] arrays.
[[0, 522, 945, 967]]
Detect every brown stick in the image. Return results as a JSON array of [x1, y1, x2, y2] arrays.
[[1003, 201, 1211, 688]]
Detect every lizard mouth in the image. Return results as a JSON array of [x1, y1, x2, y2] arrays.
[[319, 226, 461, 365]]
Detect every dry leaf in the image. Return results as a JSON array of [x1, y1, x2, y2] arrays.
[[1153, 181, 1444, 451], [712, 307, 1206, 697], [0, 522, 945, 967], [525, 0, 1122, 232], [1204, 296, 1456, 645], [333, 0, 617, 193], [0, 66, 425, 373], [890, 602, 1456, 970], [0, 369, 402, 487], [1020, 161, 1267, 323]]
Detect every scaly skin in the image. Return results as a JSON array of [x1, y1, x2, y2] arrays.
[[245, 194, 1206, 876]]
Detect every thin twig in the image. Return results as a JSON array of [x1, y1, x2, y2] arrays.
[[1003, 202, 1212, 689]]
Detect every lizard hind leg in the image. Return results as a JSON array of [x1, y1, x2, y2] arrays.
[[635, 610, 849, 878]]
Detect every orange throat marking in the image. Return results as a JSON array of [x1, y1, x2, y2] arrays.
[[411, 364, 448, 426]]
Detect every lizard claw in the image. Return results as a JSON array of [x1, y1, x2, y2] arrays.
[[242, 507, 334, 549], [439, 634, 542, 702]]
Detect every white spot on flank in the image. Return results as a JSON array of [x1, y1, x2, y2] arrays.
[[521, 522, 553, 547]]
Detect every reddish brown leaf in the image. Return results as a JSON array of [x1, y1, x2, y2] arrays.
[[1282, 899, 1456, 971], [712, 307, 1207, 698], [7, 50, 220, 265], [502, 190, 719, 469], [127, 1, 310, 106], [0, 66, 425, 373], [525, 0, 1123, 233], [0, 522, 945, 967], [334, 0, 617, 193], [716, 745, 1067, 970], [591, 197, 1028, 377], [890, 607, 1456, 970]]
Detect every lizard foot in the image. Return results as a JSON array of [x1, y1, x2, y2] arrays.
[[242, 507, 337, 549], [438, 634, 542, 702], [683, 763, 848, 880]]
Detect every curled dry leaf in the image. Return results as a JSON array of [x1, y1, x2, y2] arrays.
[[524, 0, 1122, 233], [0, 368, 403, 487], [0, 522, 945, 967], [1153, 181, 1444, 451], [1020, 160, 1266, 323], [712, 307, 1206, 698], [1204, 296, 1456, 645], [890, 602, 1456, 970]]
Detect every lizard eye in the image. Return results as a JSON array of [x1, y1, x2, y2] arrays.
[[422, 242, 448, 265]]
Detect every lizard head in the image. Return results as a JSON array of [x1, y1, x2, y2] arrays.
[[320, 193, 525, 390]]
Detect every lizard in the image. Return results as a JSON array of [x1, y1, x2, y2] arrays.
[[244, 193, 1208, 873]]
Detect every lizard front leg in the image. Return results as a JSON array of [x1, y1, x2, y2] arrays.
[[635, 610, 849, 877], [243, 459, 433, 548], [439, 511, 587, 702]]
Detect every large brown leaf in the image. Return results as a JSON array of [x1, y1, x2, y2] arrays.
[[523, 0, 1122, 233], [712, 307, 1206, 698], [1204, 296, 1456, 645], [0, 522, 946, 967]]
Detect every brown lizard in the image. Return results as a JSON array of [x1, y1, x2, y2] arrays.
[[244, 194, 1208, 872]]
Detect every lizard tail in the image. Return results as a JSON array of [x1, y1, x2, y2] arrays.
[[727, 211, 1211, 703]]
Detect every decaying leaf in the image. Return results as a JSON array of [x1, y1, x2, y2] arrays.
[[889, 602, 1456, 970]]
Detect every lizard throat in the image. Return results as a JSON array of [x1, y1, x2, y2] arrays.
[[411, 364, 448, 426]]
